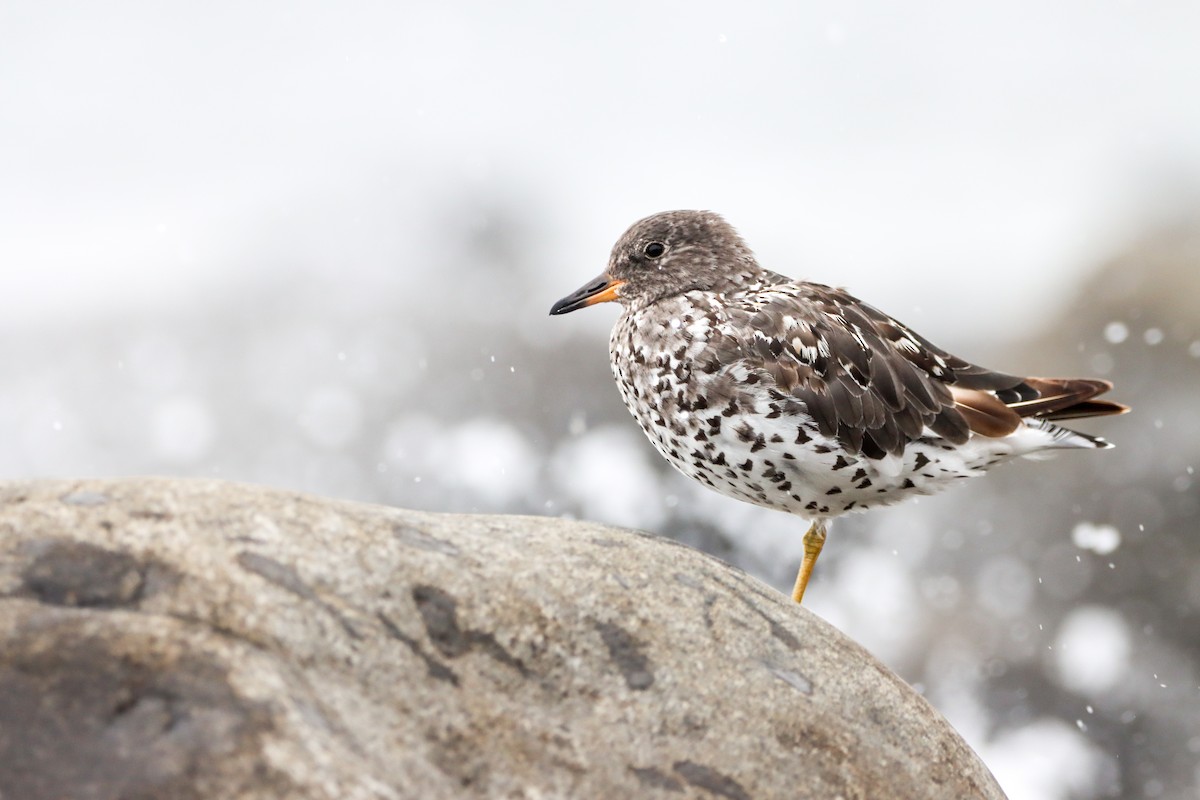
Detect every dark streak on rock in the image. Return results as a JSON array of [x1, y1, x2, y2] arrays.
[[236, 552, 363, 640], [128, 509, 172, 521], [21, 540, 154, 608], [766, 619, 801, 651], [412, 585, 469, 656], [237, 552, 319, 602], [630, 765, 684, 792], [376, 612, 459, 686], [673, 761, 751, 800], [470, 632, 529, 675], [594, 621, 654, 690], [412, 585, 528, 676], [392, 524, 459, 556], [590, 537, 628, 548], [706, 571, 801, 651]]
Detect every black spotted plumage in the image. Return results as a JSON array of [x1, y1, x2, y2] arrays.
[[550, 210, 1128, 604]]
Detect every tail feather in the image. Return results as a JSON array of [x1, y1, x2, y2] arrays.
[[1037, 398, 1129, 421], [1013, 378, 1125, 451], [1027, 418, 1115, 451], [1009, 377, 1129, 421]]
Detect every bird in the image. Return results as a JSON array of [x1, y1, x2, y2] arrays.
[[549, 210, 1128, 604]]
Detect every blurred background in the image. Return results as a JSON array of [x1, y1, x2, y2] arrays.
[[2, 2, 1198, 797]]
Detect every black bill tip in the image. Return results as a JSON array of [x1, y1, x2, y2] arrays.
[[549, 275, 621, 316]]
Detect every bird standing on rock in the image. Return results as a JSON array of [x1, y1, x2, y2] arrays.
[[550, 210, 1127, 604]]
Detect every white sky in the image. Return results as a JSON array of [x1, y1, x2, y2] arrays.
[[2, 0, 1199, 338]]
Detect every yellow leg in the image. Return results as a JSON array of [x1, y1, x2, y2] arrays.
[[791, 521, 827, 604]]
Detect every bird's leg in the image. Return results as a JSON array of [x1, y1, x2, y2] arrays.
[[791, 521, 827, 604]]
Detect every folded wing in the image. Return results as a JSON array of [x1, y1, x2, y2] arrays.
[[696, 282, 1127, 459]]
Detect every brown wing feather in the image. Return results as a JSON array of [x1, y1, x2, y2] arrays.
[[700, 282, 1127, 455], [949, 387, 1022, 437], [707, 284, 977, 456], [829, 292, 1128, 433]]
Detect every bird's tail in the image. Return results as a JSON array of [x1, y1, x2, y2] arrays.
[[1025, 418, 1114, 452], [1009, 377, 1128, 421]]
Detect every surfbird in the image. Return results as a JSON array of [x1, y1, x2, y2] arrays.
[[550, 210, 1127, 604]]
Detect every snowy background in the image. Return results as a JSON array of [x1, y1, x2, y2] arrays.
[[3, 2, 1200, 798]]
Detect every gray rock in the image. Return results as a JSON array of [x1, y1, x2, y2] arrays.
[[0, 478, 1006, 799]]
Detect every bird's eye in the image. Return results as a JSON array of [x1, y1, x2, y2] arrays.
[[643, 242, 666, 258]]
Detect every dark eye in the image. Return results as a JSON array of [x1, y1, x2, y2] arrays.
[[643, 242, 666, 258]]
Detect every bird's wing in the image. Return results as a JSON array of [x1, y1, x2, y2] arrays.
[[692, 282, 1120, 458]]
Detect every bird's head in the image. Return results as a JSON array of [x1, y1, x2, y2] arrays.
[[550, 210, 762, 316]]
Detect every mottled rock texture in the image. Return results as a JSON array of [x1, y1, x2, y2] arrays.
[[0, 478, 1005, 799]]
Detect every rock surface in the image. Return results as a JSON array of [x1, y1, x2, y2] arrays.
[[0, 478, 1006, 799]]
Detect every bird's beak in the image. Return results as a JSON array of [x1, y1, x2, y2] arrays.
[[549, 274, 626, 315]]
